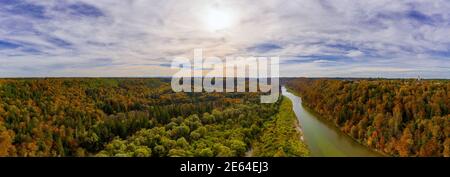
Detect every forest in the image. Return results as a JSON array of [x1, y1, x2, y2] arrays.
[[0, 78, 308, 157], [286, 78, 450, 157], [252, 97, 309, 157]]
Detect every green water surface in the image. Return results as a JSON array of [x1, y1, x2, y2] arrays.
[[282, 87, 382, 157]]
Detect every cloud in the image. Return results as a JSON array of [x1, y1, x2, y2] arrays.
[[0, 0, 448, 78], [346, 50, 364, 57], [313, 59, 336, 63]]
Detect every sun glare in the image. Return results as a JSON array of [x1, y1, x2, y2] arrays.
[[203, 7, 235, 32]]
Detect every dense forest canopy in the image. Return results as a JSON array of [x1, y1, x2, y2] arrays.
[[2, 77, 447, 157], [286, 78, 450, 157], [252, 97, 309, 157], [0, 78, 308, 157]]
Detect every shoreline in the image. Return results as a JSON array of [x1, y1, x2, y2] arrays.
[[283, 85, 385, 157]]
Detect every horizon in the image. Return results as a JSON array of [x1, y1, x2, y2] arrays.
[[0, 76, 448, 80], [1, 0, 450, 78]]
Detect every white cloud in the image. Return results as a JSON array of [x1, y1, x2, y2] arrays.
[[347, 50, 364, 57], [313, 60, 336, 63]]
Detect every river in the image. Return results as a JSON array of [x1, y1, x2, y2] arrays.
[[282, 86, 382, 157]]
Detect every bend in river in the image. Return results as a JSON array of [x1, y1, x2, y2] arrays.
[[282, 86, 382, 157]]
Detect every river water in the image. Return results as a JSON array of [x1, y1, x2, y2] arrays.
[[282, 87, 381, 157]]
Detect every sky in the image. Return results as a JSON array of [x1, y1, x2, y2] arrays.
[[0, 0, 449, 78]]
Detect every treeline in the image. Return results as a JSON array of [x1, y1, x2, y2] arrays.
[[0, 78, 306, 157], [286, 78, 450, 157]]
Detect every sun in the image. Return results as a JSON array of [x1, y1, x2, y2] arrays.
[[203, 7, 235, 32]]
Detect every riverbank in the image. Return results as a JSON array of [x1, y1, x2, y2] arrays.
[[284, 86, 387, 156], [282, 86, 382, 157], [252, 96, 310, 157]]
